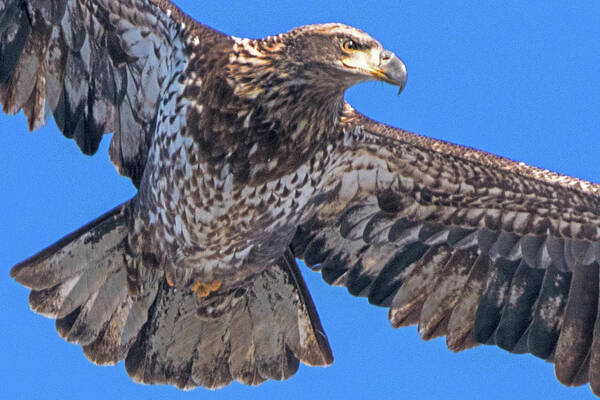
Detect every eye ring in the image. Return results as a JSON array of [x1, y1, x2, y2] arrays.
[[342, 39, 358, 52]]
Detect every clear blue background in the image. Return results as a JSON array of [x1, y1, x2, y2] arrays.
[[2, 1, 599, 399]]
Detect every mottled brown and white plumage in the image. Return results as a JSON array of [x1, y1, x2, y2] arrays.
[[4, 0, 600, 396]]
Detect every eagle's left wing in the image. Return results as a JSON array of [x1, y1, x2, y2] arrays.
[[0, 0, 224, 186], [292, 104, 600, 394]]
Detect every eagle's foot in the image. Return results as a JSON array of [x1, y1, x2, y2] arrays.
[[165, 271, 175, 287], [191, 280, 222, 298]]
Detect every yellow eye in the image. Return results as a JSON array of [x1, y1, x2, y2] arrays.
[[342, 39, 358, 52]]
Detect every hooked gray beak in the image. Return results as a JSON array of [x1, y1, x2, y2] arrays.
[[377, 49, 407, 94], [341, 46, 407, 94]]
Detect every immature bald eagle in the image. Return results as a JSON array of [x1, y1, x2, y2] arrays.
[[4, 0, 600, 397]]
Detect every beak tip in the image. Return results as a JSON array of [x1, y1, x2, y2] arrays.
[[397, 61, 407, 95], [395, 77, 406, 96]]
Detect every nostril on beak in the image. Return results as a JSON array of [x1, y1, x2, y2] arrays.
[[381, 50, 393, 63]]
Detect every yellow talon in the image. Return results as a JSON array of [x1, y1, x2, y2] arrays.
[[191, 280, 222, 298], [165, 272, 175, 287]]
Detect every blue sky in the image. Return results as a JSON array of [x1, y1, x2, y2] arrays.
[[2, 1, 599, 399]]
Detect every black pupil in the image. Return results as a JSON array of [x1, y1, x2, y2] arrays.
[[346, 40, 355, 49]]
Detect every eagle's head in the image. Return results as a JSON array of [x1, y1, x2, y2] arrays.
[[280, 23, 407, 92], [229, 23, 406, 102], [221, 23, 407, 179]]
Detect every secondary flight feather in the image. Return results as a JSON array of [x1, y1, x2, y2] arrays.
[[3, 0, 600, 397]]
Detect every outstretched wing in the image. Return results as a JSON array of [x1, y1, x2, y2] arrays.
[[0, 0, 223, 185], [292, 104, 600, 394]]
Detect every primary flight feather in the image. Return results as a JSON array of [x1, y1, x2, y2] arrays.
[[3, 0, 600, 396]]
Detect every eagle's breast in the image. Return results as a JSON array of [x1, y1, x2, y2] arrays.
[[130, 39, 338, 286]]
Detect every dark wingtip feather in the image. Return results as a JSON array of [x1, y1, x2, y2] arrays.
[[527, 265, 570, 360], [474, 258, 520, 344], [10, 259, 44, 288], [368, 242, 429, 306], [494, 262, 544, 352], [554, 262, 599, 386], [0, 3, 30, 85]]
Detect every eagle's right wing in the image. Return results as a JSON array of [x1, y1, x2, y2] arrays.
[[293, 104, 600, 395], [0, 0, 224, 186]]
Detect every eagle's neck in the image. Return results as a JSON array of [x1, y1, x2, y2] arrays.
[[227, 38, 346, 133], [208, 38, 346, 185]]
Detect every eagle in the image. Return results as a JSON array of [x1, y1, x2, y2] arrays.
[[3, 0, 600, 398]]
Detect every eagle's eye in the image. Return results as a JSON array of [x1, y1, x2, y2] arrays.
[[341, 39, 359, 52]]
